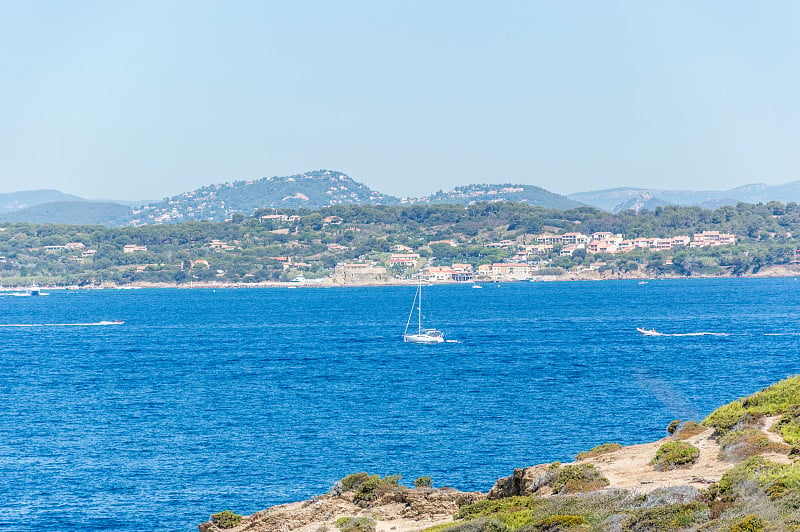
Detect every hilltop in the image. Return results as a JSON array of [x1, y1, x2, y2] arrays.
[[569, 182, 800, 213], [405, 183, 581, 210], [129, 170, 401, 224], [199, 376, 800, 531]]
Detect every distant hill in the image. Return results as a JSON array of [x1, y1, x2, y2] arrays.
[[0, 190, 85, 214], [569, 182, 800, 212], [0, 201, 133, 225], [405, 183, 582, 210], [129, 170, 400, 224], [129, 171, 582, 225]]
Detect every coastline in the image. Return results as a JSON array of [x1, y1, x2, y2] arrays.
[[198, 377, 800, 532], [7, 263, 800, 291]]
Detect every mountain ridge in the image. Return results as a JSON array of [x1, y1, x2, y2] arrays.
[[5, 172, 800, 225], [569, 181, 800, 212]]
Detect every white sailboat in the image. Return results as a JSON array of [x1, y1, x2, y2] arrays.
[[403, 280, 445, 344]]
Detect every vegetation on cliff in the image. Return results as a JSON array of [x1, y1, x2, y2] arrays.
[[413, 376, 800, 531], [200, 378, 800, 531]]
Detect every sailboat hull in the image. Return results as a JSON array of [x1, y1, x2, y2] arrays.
[[404, 332, 445, 344]]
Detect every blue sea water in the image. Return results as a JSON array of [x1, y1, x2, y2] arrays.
[[1, 278, 799, 531]]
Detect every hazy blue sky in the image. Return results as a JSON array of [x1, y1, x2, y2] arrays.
[[1, 1, 799, 200]]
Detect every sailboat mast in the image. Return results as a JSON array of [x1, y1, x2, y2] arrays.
[[418, 279, 422, 334]]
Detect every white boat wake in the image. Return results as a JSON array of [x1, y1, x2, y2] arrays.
[[637, 327, 727, 337], [663, 332, 729, 337], [0, 321, 124, 327]]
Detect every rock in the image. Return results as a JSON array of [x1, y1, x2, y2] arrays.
[[487, 464, 552, 499]]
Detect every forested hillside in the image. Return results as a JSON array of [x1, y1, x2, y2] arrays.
[[0, 201, 798, 286]]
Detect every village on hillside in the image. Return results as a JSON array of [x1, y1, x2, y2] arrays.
[[332, 230, 738, 284]]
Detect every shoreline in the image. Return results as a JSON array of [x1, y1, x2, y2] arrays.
[[4, 264, 799, 291], [198, 377, 800, 532]]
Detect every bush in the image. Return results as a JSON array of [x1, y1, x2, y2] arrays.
[[667, 419, 682, 435], [341, 472, 372, 491], [716, 456, 800, 499], [211, 510, 242, 529], [335, 516, 376, 532], [523, 514, 588, 531], [718, 456, 776, 496], [718, 428, 790, 461], [435, 518, 511, 532], [456, 497, 538, 521], [575, 443, 622, 461], [352, 473, 402, 503], [771, 405, 800, 444], [703, 402, 753, 435], [550, 463, 609, 494], [652, 442, 700, 471], [704, 376, 800, 437], [621, 503, 707, 531], [674, 421, 707, 440], [445, 491, 625, 532], [729, 514, 766, 532], [415, 476, 433, 488]]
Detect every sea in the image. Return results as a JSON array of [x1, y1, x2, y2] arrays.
[[1, 278, 799, 530]]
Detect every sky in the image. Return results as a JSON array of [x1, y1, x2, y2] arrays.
[[1, 1, 799, 201]]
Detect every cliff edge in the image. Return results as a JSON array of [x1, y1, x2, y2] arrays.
[[200, 375, 800, 531]]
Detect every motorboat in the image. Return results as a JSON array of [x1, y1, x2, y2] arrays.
[[637, 327, 663, 336]]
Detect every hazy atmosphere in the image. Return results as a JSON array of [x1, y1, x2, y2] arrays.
[[1, 1, 798, 200]]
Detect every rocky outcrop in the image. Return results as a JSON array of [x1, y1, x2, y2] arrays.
[[329, 264, 390, 285], [198, 487, 483, 532], [486, 464, 552, 499]]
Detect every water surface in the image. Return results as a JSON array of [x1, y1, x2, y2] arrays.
[[1, 278, 798, 530]]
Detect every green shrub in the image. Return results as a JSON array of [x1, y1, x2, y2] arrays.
[[423, 518, 511, 532], [652, 441, 700, 471], [622, 503, 707, 531], [771, 405, 800, 444], [718, 456, 777, 496], [352, 474, 402, 503], [729, 514, 766, 532], [667, 419, 682, 435], [703, 402, 752, 435], [445, 491, 626, 532], [674, 421, 707, 440], [456, 497, 538, 521], [575, 443, 622, 461], [704, 376, 800, 437], [335, 516, 376, 532], [524, 514, 589, 530], [415, 476, 433, 488], [550, 463, 609, 494], [718, 428, 790, 461], [341, 472, 372, 491], [211, 510, 242, 529], [740, 376, 800, 414], [717, 455, 800, 499]]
